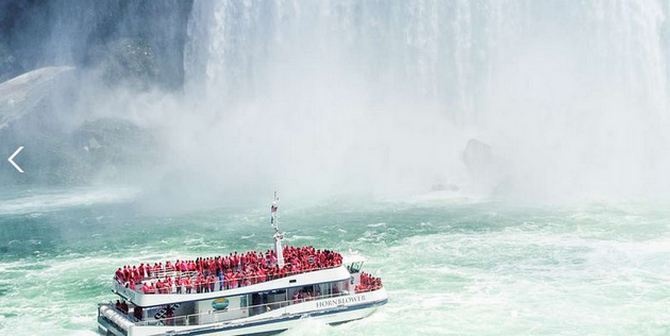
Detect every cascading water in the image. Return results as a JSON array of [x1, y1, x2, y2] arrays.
[[184, 0, 533, 125], [181, 0, 670, 200], [186, 0, 669, 122]]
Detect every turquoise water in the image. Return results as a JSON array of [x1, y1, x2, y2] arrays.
[[1, 188, 670, 335]]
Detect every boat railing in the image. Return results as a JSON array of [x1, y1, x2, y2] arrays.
[[354, 285, 383, 294], [121, 270, 199, 284], [117, 263, 343, 295], [135, 290, 354, 327]]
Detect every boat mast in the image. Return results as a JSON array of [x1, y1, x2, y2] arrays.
[[270, 191, 285, 268]]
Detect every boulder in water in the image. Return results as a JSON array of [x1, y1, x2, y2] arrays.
[[462, 139, 494, 175], [462, 138, 503, 193]]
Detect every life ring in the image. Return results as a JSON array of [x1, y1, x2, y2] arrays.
[[212, 298, 230, 310]]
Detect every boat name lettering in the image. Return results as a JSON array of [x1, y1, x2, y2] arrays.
[[316, 295, 366, 308]]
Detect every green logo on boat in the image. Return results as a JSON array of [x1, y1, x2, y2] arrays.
[[212, 298, 229, 311]]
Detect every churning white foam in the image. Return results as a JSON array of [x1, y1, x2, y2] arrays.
[[0, 187, 138, 215]]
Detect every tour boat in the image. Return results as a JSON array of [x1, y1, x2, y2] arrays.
[[97, 193, 388, 336]]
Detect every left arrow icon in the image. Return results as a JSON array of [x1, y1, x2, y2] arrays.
[[8, 146, 24, 173]]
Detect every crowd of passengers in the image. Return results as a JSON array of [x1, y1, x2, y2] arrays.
[[355, 272, 382, 293], [114, 246, 343, 294]]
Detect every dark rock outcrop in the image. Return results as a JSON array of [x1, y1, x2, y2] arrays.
[[0, 0, 193, 89], [0, 67, 155, 185]]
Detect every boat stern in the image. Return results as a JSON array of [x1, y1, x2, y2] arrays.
[[97, 303, 135, 336]]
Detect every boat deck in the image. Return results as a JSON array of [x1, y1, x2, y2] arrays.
[[114, 245, 344, 296]]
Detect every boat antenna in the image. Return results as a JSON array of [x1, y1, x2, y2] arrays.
[[271, 191, 285, 268]]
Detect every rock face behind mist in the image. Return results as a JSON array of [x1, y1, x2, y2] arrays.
[[0, 66, 76, 129], [0, 67, 155, 185], [86, 38, 159, 89], [0, 67, 79, 184], [0, 41, 18, 82], [72, 118, 156, 172], [0, 0, 193, 89]]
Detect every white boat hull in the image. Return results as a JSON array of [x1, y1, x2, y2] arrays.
[[98, 288, 388, 336]]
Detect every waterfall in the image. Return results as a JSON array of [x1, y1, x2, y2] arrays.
[[182, 0, 670, 198], [184, 0, 534, 125], [185, 0, 668, 123]]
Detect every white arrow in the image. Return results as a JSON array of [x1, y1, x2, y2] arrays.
[[8, 146, 24, 173]]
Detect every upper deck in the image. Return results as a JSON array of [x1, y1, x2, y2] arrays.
[[113, 245, 346, 306], [115, 265, 352, 307]]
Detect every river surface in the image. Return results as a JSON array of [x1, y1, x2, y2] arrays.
[[1, 187, 669, 335]]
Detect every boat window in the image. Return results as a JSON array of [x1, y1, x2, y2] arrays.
[[319, 282, 331, 296], [330, 279, 348, 295]]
